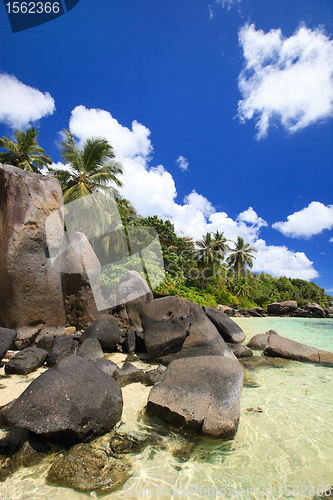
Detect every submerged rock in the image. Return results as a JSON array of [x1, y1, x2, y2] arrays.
[[264, 335, 333, 365], [47, 442, 131, 493], [147, 355, 243, 439], [5, 356, 123, 441]]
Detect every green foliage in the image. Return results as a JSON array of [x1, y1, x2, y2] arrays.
[[0, 127, 52, 173], [153, 273, 219, 307], [48, 129, 123, 204], [138, 215, 196, 278]]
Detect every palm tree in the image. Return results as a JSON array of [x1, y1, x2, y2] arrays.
[[0, 127, 52, 173], [212, 230, 230, 259], [226, 236, 257, 275], [196, 232, 223, 288], [48, 129, 123, 204]]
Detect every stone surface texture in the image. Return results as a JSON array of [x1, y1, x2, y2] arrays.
[[0, 164, 66, 329], [147, 355, 243, 439]]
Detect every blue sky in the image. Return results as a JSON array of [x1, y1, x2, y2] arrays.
[[0, 0, 333, 293]]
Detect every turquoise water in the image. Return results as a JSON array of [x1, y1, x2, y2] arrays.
[[0, 317, 332, 500]]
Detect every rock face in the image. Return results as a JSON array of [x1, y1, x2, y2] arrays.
[[5, 356, 123, 441], [81, 316, 122, 350], [0, 327, 17, 361], [246, 330, 279, 350], [62, 232, 107, 329], [147, 356, 243, 439], [0, 164, 66, 329], [202, 306, 246, 343], [306, 303, 326, 317], [117, 270, 153, 334], [267, 301, 298, 315], [5, 347, 47, 375], [142, 297, 235, 364]]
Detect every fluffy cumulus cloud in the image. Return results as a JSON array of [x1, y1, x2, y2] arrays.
[[64, 105, 319, 279], [251, 240, 319, 280], [273, 202, 333, 238], [238, 24, 333, 138], [0, 73, 55, 129], [176, 155, 189, 171]]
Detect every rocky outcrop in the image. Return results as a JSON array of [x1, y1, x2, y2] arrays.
[[4, 347, 47, 375], [80, 316, 122, 351], [0, 327, 17, 362], [246, 330, 279, 350], [62, 232, 108, 329], [147, 356, 243, 439], [264, 335, 333, 365], [267, 301, 298, 315], [5, 356, 123, 441], [202, 306, 246, 343], [306, 303, 326, 317], [0, 164, 66, 329], [117, 270, 153, 334], [142, 296, 236, 365]]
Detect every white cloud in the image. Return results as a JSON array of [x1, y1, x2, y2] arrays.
[[330, 238, 333, 243], [0, 73, 55, 129], [273, 201, 333, 238], [216, 0, 241, 10], [252, 240, 319, 280], [66, 106, 319, 280], [238, 24, 333, 138], [237, 206, 268, 227], [176, 155, 189, 171]]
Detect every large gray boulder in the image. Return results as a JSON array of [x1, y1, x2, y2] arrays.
[[141, 296, 235, 364], [5, 356, 123, 441], [202, 306, 246, 343], [80, 316, 122, 351], [267, 301, 298, 315], [306, 303, 326, 317], [264, 335, 333, 365], [246, 330, 279, 350], [62, 232, 107, 329], [0, 327, 17, 361], [5, 347, 47, 375], [147, 356, 243, 439], [0, 165, 66, 328], [117, 270, 153, 334]]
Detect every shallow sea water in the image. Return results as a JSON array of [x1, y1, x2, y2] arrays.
[[0, 318, 332, 500]]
